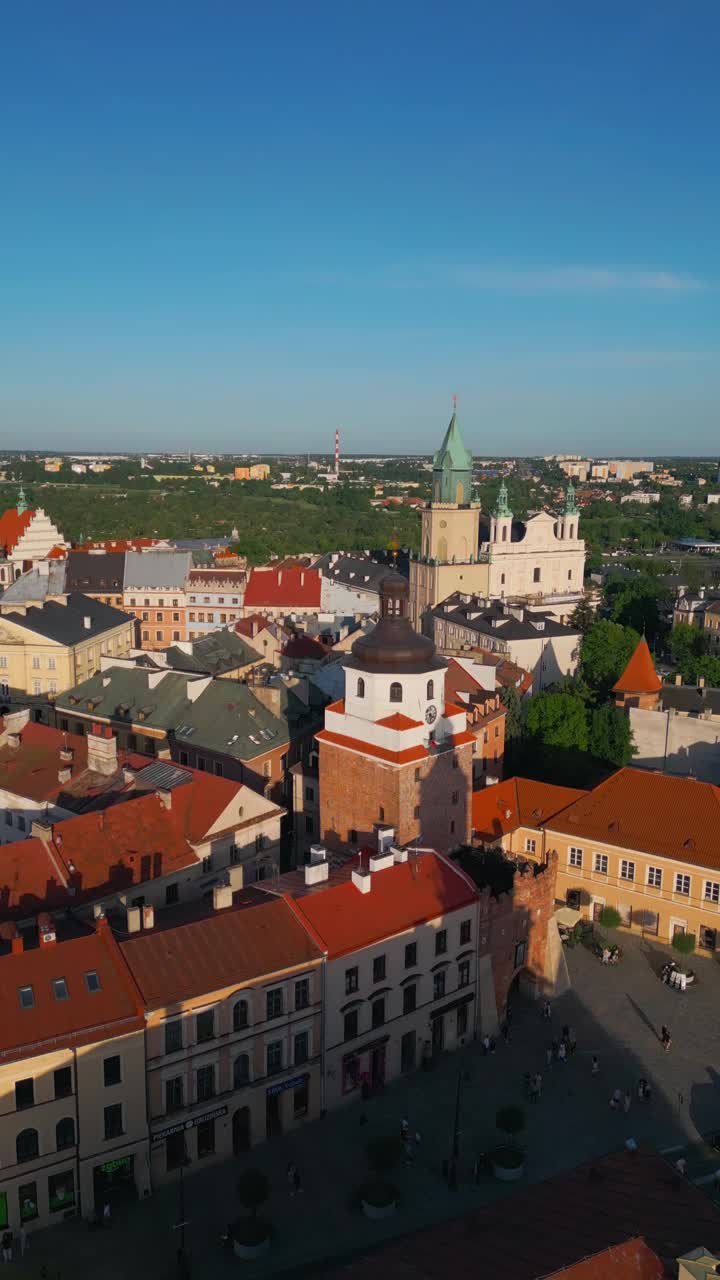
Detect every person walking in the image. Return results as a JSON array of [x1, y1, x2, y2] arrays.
[[609, 1088, 622, 1109], [568, 1027, 577, 1055], [543, 1000, 551, 1022], [18, 1226, 27, 1258], [545, 1044, 553, 1068], [287, 1161, 298, 1196], [558, 1040, 567, 1065], [623, 1090, 631, 1113], [591, 1054, 600, 1076], [661, 1025, 672, 1052], [535, 1072, 543, 1100], [1, 1231, 12, 1263], [400, 1117, 409, 1141], [293, 1166, 303, 1195]]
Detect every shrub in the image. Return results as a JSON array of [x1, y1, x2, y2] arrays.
[[236, 1168, 270, 1219], [672, 931, 696, 955], [599, 906, 622, 930], [496, 1106, 526, 1140]]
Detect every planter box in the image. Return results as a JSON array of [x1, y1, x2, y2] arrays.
[[362, 1197, 397, 1220], [233, 1235, 270, 1259], [491, 1146, 525, 1182]]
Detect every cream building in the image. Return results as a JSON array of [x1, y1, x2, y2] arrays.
[[0, 491, 67, 578], [0, 595, 134, 702], [409, 413, 585, 630]]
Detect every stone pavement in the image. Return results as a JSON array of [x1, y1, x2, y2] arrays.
[[15, 931, 720, 1280]]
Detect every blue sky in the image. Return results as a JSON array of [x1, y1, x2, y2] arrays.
[[1, 0, 718, 455]]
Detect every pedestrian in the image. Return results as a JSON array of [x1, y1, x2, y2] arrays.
[[661, 1025, 672, 1052], [545, 1044, 553, 1068], [102, 1202, 111, 1227], [551, 1037, 559, 1060], [400, 1117, 409, 1141], [482, 1034, 491, 1056], [543, 1000, 551, 1022], [287, 1161, 297, 1196], [293, 1166, 303, 1195], [501, 1020, 511, 1044], [675, 1156, 687, 1176], [561, 1023, 569, 1042], [1, 1231, 12, 1263], [558, 1041, 567, 1065], [535, 1072, 543, 1099], [19, 1226, 27, 1257], [623, 1090, 631, 1113], [591, 1054, 600, 1076], [602, 947, 610, 965], [609, 1088, 622, 1109], [568, 1027, 577, 1055], [637, 1078, 648, 1102]]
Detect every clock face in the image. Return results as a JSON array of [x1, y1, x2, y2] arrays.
[[425, 705, 437, 725]]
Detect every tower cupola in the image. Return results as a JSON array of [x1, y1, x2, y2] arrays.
[[431, 409, 473, 505]]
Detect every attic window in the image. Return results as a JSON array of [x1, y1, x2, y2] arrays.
[[137, 706, 154, 721], [84, 971, 101, 993], [18, 985, 34, 1010], [68, 695, 79, 706], [52, 978, 69, 1001], [684, 838, 696, 851]]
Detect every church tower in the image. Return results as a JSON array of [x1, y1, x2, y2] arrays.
[[409, 407, 486, 630], [318, 574, 474, 853]]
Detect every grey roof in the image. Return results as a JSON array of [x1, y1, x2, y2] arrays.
[[315, 554, 392, 591], [1, 562, 67, 604], [165, 629, 261, 676], [433, 594, 580, 642], [661, 685, 720, 717], [65, 550, 126, 593], [123, 550, 192, 591], [4, 594, 132, 644]]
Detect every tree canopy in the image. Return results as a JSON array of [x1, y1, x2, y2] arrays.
[[579, 620, 640, 701], [525, 690, 589, 752]]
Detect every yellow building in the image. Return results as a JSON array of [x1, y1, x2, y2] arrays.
[[234, 464, 270, 481], [0, 594, 134, 701]]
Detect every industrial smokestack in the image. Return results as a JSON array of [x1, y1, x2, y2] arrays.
[[335, 428, 340, 477]]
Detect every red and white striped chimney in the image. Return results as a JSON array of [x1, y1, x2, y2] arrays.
[[335, 428, 340, 477]]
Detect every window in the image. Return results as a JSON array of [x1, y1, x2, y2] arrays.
[[433, 971, 446, 1000], [48, 1169, 75, 1213], [389, 682, 403, 703], [17, 814, 26, 831], [373, 955, 386, 983], [305, 814, 314, 834], [142, 630, 149, 641], [435, 929, 447, 956], [378, 805, 385, 822], [704, 881, 720, 904], [18, 1181, 38, 1223], [155, 631, 162, 642], [103, 1104, 124, 1140], [305, 785, 315, 802], [620, 860, 635, 882], [266, 988, 283, 1020], [32, 680, 41, 695], [47, 657, 56, 670], [196, 1009, 214, 1042], [450, 820, 455, 835], [233, 1054, 250, 1087], [294, 1030, 309, 1065], [267, 1041, 283, 1076], [55, 1118, 75, 1151], [593, 853, 608, 874], [350, 828, 358, 844], [233, 999, 249, 1030], [52, 978, 69, 1002], [0, 656, 6, 668], [404, 942, 417, 969], [103, 1056, 121, 1087], [371, 997, 386, 1028], [569, 847, 583, 868], [460, 919, 471, 945], [173, 612, 180, 622], [156, 612, 162, 622], [16, 1129, 39, 1163], [54, 1067, 72, 1099], [15, 1079, 34, 1110], [426, 679, 434, 700], [165, 1020, 182, 1054], [403, 984, 416, 1015], [356, 677, 365, 698], [165, 1131, 187, 1172], [343, 1009, 358, 1041], [48, 680, 57, 695], [647, 866, 662, 889], [452, 790, 459, 805], [525, 838, 536, 854], [458, 959, 471, 988], [32, 656, 40, 670], [675, 873, 691, 895], [415, 768, 421, 782], [533, 567, 541, 583], [196, 1065, 215, 1102], [514, 940, 527, 968], [295, 978, 310, 1010], [165, 882, 179, 906], [196, 1118, 215, 1158], [414, 805, 420, 819], [165, 1077, 184, 1112], [345, 966, 359, 995], [18, 985, 34, 1010], [142, 611, 149, 621], [172, 631, 180, 642]]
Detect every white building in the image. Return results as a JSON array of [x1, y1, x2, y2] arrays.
[[431, 596, 581, 692]]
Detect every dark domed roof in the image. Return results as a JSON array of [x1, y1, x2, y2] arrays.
[[351, 573, 440, 672]]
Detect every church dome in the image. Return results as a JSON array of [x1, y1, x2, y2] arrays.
[[351, 573, 439, 672]]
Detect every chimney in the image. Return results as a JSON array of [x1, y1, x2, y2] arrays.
[[675, 673, 682, 686], [39, 921, 57, 946], [142, 905, 155, 930], [227, 863, 244, 891], [87, 729, 118, 776], [59, 744, 74, 764], [156, 788, 172, 810], [699, 676, 706, 689], [83, 616, 92, 629], [31, 818, 53, 840], [213, 883, 233, 910], [369, 850, 396, 873], [58, 766, 72, 784], [393, 846, 409, 863], [351, 861, 372, 894], [126, 905, 142, 933], [11, 933, 23, 955], [122, 767, 136, 784], [304, 847, 329, 885]]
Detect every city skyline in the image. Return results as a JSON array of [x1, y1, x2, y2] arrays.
[[1, 1, 718, 452]]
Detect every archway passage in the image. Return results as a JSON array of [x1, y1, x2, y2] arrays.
[[232, 1106, 251, 1154]]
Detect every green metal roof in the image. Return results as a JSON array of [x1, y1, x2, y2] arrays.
[[431, 411, 473, 504]]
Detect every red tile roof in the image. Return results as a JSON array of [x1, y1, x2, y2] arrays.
[[444, 701, 466, 718], [121, 895, 323, 1006], [325, 699, 345, 715], [47, 544, 68, 559], [282, 634, 329, 661], [290, 851, 477, 959], [316, 728, 428, 766], [547, 767, 720, 869], [244, 567, 322, 609], [234, 613, 272, 637], [0, 507, 34, 556], [613, 638, 662, 694], [0, 922, 144, 1063], [376, 712, 423, 729], [320, 1147, 720, 1280], [545, 1238, 664, 1279], [472, 777, 587, 842]]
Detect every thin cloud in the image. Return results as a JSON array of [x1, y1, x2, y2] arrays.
[[312, 264, 706, 293]]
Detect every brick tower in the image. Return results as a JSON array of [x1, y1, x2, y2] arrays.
[[317, 573, 475, 853], [613, 636, 662, 710]]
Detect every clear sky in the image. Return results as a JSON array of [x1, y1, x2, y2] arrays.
[[1, 0, 718, 456]]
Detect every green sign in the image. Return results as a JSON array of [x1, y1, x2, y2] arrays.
[[99, 1156, 132, 1175]]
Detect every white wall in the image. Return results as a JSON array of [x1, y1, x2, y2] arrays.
[[629, 707, 720, 784]]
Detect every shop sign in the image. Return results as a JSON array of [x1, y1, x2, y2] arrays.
[[99, 1156, 132, 1175], [152, 1105, 228, 1143], [266, 1072, 309, 1098]]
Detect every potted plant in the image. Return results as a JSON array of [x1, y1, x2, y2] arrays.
[[491, 1105, 526, 1182], [359, 1136, 401, 1219], [671, 931, 696, 957], [230, 1168, 272, 1259]]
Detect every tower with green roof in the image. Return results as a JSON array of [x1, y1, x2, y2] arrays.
[[431, 408, 474, 505]]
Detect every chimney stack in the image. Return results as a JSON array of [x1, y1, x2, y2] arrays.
[[675, 673, 682, 686], [142, 905, 155, 930], [126, 905, 142, 933], [87, 728, 118, 776], [156, 789, 172, 810], [213, 883, 233, 910], [699, 676, 706, 689], [11, 933, 24, 955]]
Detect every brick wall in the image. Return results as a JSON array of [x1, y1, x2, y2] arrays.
[[478, 850, 558, 1019]]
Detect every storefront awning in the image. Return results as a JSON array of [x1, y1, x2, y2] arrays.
[[555, 906, 581, 928]]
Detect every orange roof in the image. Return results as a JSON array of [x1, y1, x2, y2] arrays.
[[613, 637, 662, 694], [47, 544, 67, 559], [376, 712, 423, 730], [244, 567, 322, 609], [547, 767, 720, 869], [317, 728, 427, 766], [545, 1238, 664, 1279], [444, 701, 466, 718], [291, 852, 477, 959], [472, 777, 587, 842], [0, 923, 144, 1062], [0, 506, 34, 556], [325, 698, 345, 715]]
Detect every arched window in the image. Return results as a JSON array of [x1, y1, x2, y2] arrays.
[[357, 677, 365, 699], [501, 525, 507, 542], [233, 999, 248, 1031], [426, 680, 434, 700], [56, 1117, 75, 1151], [16, 1128, 39, 1163], [379, 806, 385, 822], [389, 682, 403, 703], [233, 1054, 250, 1088]]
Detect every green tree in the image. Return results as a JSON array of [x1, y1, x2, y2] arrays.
[[606, 575, 670, 644], [669, 624, 705, 679], [525, 690, 589, 752], [500, 684, 523, 741], [570, 599, 596, 635], [580, 620, 640, 702], [589, 704, 634, 768]]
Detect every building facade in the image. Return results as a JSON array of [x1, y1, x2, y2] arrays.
[[122, 552, 192, 651], [186, 568, 247, 638], [0, 595, 134, 703]]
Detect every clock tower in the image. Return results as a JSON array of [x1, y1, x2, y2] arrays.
[[317, 574, 474, 853]]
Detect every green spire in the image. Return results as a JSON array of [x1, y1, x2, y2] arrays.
[[564, 480, 579, 515], [17, 484, 28, 515], [431, 406, 473, 504], [494, 480, 512, 518]]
